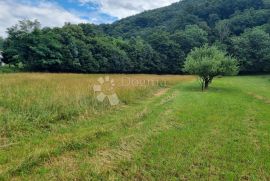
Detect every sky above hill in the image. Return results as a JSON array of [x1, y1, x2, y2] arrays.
[[0, 0, 179, 37]]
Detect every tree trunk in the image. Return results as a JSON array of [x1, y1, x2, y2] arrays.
[[201, 81, 204, 91], [205, 80, 209, 90], [201, 77, 212, 91]]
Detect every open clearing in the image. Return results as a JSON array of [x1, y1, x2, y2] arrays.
[[0, 74, 270, 180]]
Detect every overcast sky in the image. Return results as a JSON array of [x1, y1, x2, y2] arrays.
[[0, 0, 179, 37]]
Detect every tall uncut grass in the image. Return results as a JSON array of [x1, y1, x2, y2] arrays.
[[0, 73, 192, 140]]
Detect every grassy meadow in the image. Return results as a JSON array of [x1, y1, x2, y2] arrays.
[[0, 73, 270, 180]]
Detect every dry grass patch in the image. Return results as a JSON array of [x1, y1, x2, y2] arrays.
[[248, 92, 270, 104], [154, 88, 169, 97]]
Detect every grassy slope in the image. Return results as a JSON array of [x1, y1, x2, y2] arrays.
[[0, 75, 270, 180]]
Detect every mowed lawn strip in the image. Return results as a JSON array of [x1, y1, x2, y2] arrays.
[[109, 76, 270, 180]]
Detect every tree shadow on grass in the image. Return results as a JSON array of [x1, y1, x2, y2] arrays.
[[210, 86, 241, 94], [181, 84, 240, 94], [180, 84, 203, 93]]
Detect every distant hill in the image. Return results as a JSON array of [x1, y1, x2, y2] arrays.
[[2, 0, 270, 73], [104, 0, 267, 38]]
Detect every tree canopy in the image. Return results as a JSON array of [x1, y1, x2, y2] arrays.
[[1, 0, 270, 74], [183, 45, 239, 90], [231, 27, 270, 73], [0, 37, 3, 50]]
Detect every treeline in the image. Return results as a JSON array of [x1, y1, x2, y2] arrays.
[[1, 0, 270, 74], [2, 21, 163, 73]]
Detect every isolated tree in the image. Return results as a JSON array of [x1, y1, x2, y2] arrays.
[[183, 45, 239, 91]]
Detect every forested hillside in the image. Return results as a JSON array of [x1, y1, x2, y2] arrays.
[[2, 0, 270, 74]]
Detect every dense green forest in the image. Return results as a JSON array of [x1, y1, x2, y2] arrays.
[[1, 0, 270, 74]]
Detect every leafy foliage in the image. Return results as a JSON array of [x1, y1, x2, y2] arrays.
[[0, 37, 3, 50], [184, 45, 239, 90], [1, 0, 270, 74], [231, 27, 270, 73]]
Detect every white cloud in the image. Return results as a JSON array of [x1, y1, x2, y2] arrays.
[[79, 0, 179, 18], [0, 0, 179, 37], [0, 0, 88, 37]]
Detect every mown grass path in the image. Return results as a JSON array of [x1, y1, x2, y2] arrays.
[[0, 75, 270, 180]]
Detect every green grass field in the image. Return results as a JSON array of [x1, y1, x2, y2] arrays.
[[0, 74, 270, 180]]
